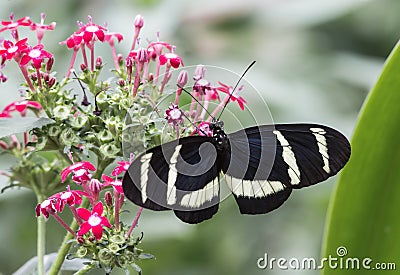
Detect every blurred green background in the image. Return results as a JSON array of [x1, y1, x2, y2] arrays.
[[0, 0, 398, 274]]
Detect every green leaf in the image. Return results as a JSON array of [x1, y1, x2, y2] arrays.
[[322, 42, 400, 273], [0, 117, 54, 138]]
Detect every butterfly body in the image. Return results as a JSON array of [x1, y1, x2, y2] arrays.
[[122, 122, 350, 224]]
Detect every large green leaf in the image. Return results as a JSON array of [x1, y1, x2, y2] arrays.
[[322, 42, 400, 273], [0, 117, 54, 138]]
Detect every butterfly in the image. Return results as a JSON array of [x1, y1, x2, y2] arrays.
[[122, 63, 351, 224]]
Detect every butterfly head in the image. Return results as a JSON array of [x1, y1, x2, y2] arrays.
[[209, 120, 228, 150], [210, 119, 224, 131]]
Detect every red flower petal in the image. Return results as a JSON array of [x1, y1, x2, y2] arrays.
[[92, 201, 103, 215], [77, 207, 91, 220], [91, 224, 103, 240], [101, 216, 112, 228], [78, 222, 91, 236], [95, 30, 104, 41], [83, 31, 94, 43]]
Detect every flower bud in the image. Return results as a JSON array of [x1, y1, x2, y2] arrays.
[[105, 191, 113, 207], [148, 73, 154, 82], [96, 56, 103, 70], [134, 14, 144, 29], [177, 70, 188, 87], [0, 141, 9, 150], [89, 179, 102, 194], [47, 77, 56, 88], [43, 72, 50, 82], [137, 48, 148, 63], [77, 236, 86, 245], [31, 72, 38, 81], [117, 54, 124, 66], [193, 64, 206, 81], [117, 78, 125, 87], [80, 63, 88, 72], [46, 57, 54, 72]]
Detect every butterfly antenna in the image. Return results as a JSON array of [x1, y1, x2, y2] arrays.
[[177, 84, 214, 119], [217, 60, 256, 121]]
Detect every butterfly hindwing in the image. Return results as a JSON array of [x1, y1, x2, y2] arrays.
[[223, 125, 292, 214], [122, 136, 221, 224]]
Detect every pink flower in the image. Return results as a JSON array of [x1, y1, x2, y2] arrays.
[[60, 32, 83, 49], [0, 14, 32, 33], [51, 186, 86, 212], [2, 100, 42, 117], [61, 17, 107, 49], [193, 78, 212, 96], [194, 121, 213, 137], [104, 32, 123, 44], [165, 104, 184, 126], [0, 38, 28, 60], [61, 161, 96, 184], [146, 41, 172, 60], [35, 198, 57, 219], [207, 88, 221, 101], [20, 44, 53, 69], [30, 13, 56, 43], [102, 175, 123, 194], [76, 16, 107, 44], [111, 161, 130, 176], [159, 52, 183, 68], [77, 202, 112, 240], [217, 81, 247, 110]]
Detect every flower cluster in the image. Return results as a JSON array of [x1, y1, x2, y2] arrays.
[[36, 159, 152, 273], [0, 11, 249, 275]]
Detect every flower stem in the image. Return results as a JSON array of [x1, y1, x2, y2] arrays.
[[34, 191, 46, 275], [48, 198, 89, 275], [126, 207, 143, 238], [73, 264, 94, 275]]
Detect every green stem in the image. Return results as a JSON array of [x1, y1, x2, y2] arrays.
[[48, 198, 89, 275], [48, 159, 111, 275], [35, 191, 46, 275]]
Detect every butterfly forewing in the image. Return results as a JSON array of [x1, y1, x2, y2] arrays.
[[123, 136, 221, 223], [270, 124, 350, 188]]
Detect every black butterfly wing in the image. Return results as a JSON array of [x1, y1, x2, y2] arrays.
[[122, 136, 221, 224], [224, 124, 351, 214]]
